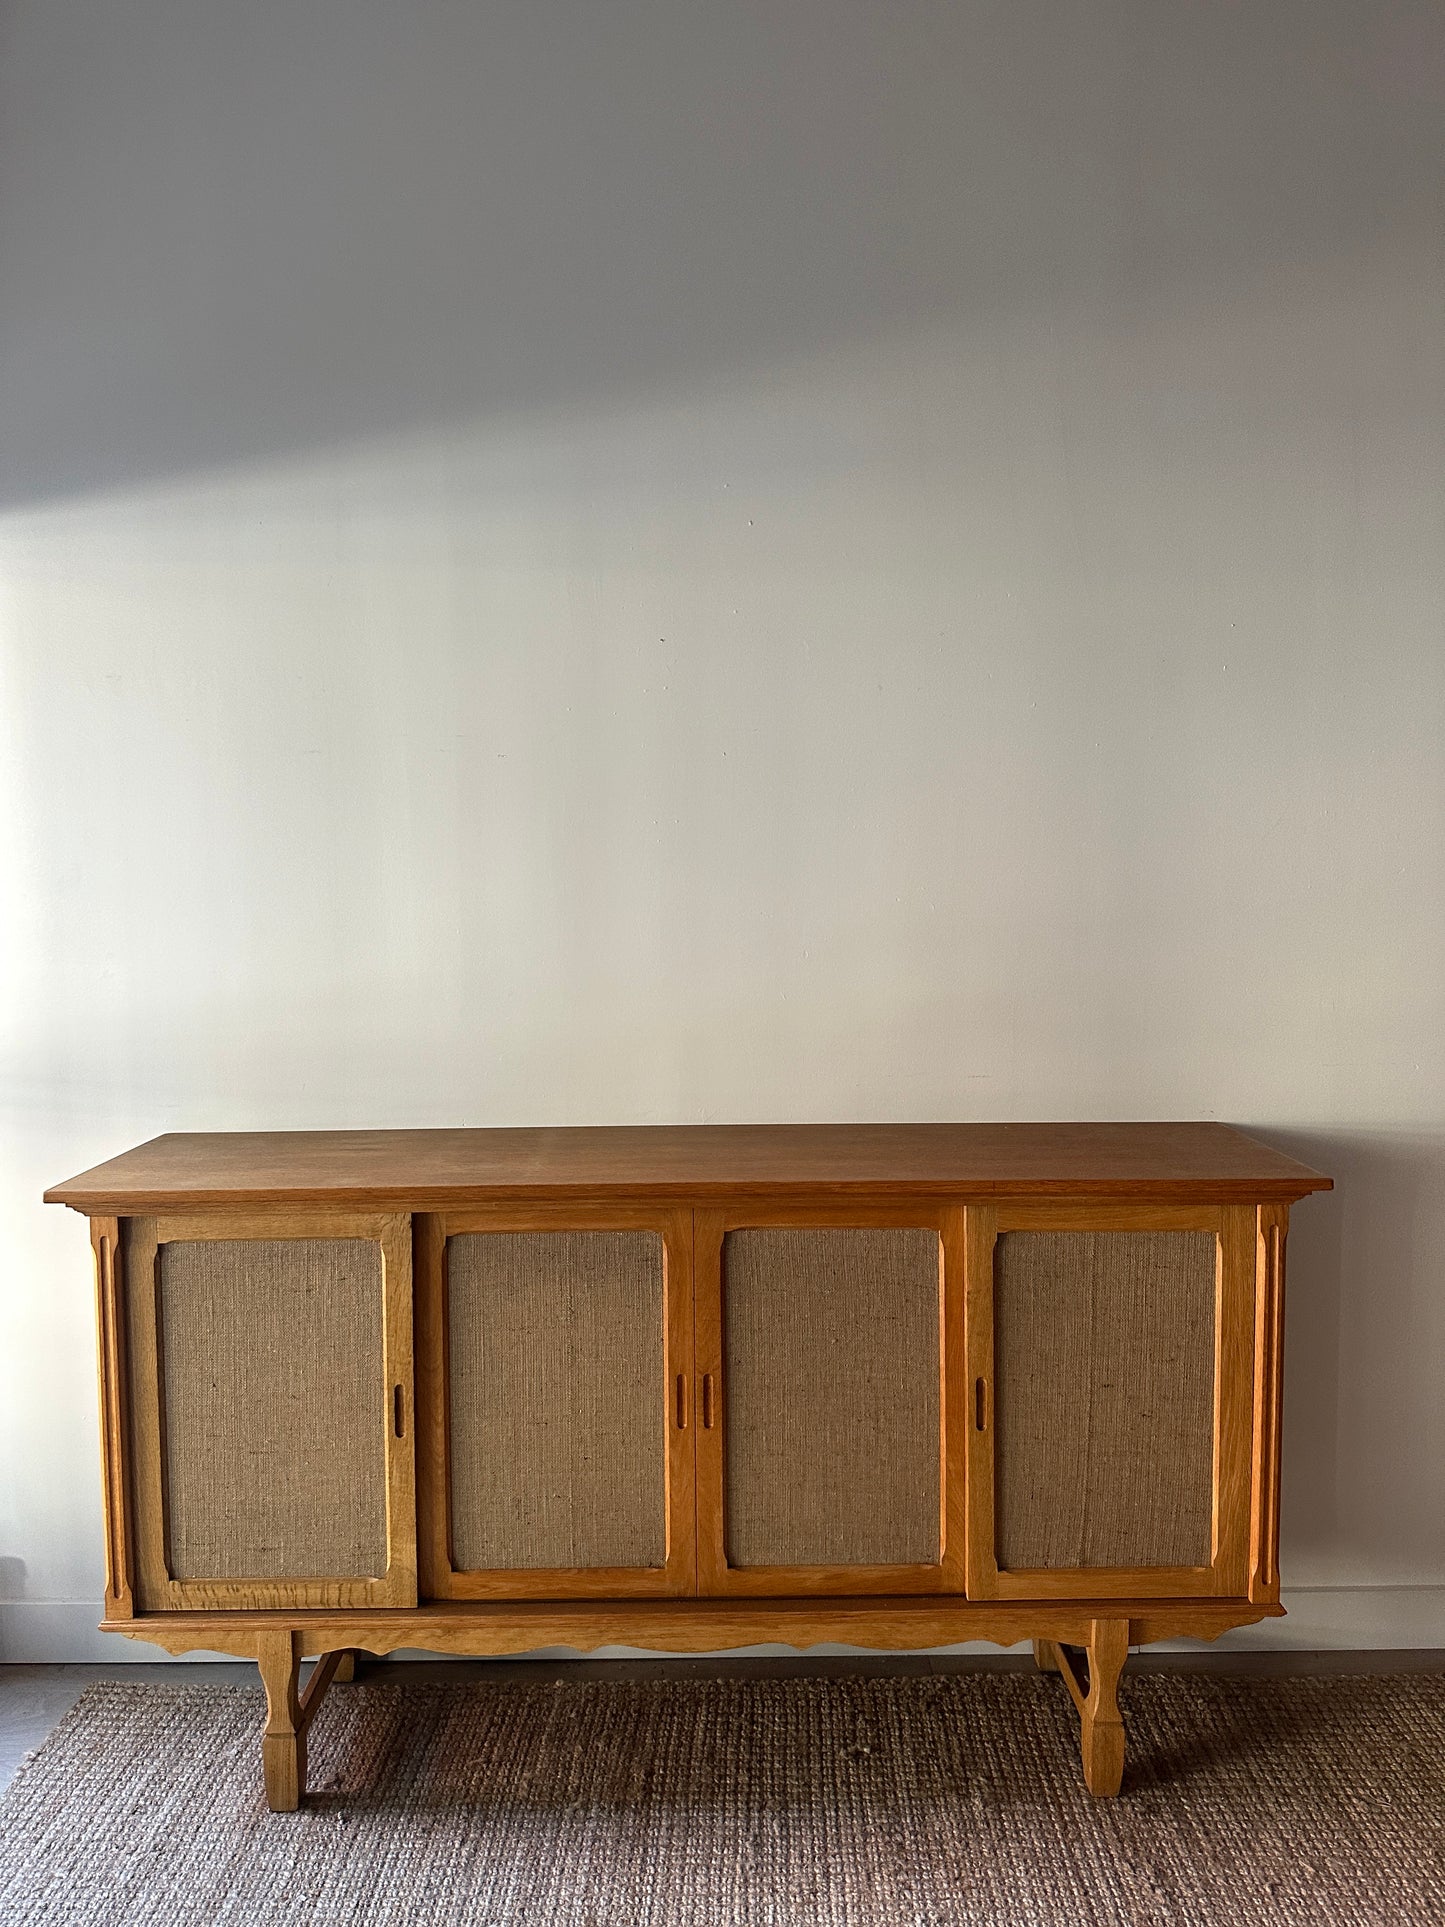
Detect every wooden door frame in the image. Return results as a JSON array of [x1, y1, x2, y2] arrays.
[[964, 1200, 1257, 1601], [694, 1200, 967, 1598], [415, 1203, 696, 1601], [124, 1209, 416, 1612], [1249, 1202, 1290, 1606]]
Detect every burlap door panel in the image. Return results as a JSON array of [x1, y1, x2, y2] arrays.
[[447, 1231, 668, 1572], [157, 1238, 389, 1580], [721, 1227, 942, 1569], [993, 1231, 1216, 1570]]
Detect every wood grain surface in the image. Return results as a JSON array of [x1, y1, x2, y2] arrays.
[[47, 1121, 1331, 1212]]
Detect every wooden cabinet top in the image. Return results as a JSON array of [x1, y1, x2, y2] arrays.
[[46, 1121, 1330, 1211]]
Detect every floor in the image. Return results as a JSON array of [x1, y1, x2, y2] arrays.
[[3, 1648, 1441, 1792]]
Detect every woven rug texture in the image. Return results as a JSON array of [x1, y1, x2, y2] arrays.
[[0, 1672, 1441, 1926]]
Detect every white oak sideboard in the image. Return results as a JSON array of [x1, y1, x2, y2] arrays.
[[46, 1122, 1331, 1809]]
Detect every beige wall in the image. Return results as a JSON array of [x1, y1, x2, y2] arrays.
[[1, 1, 1442, 1656]]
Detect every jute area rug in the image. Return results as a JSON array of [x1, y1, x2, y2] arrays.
[[0, 1672, 1441, 1925]]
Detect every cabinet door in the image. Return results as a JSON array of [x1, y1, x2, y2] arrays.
[[695, 1207, 966, 1596], [123, 1212, 415, 1611], [417, 1208, 694, 1599], [964, 1203, 1255, 1600]]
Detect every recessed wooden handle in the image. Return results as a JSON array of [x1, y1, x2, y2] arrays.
[[675, 1374, 688, 1429], [702, 1373, 715, 1429], [393, 1384, 404, 1438], [975, 1376, 988, 1432]]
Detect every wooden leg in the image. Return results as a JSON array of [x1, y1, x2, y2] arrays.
[[257, 1632, 304, 1813], [1041, 1618, 1129, 1797], [333, 1650, 358, 1683], [1079, 1619, 1128, 1796], [256, 1638, 353, 1811], [1032, 1637, 1059, 1673]]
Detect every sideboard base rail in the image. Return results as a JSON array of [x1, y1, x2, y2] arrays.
[[103, 1596, 1280, 1809]]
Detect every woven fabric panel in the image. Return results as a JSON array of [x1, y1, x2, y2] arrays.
[[994, 1231, 1216, 1569], [723, 1228, 941, 1568], [158, 1239, 387, 1580], [447, 1232, 666, 1571]]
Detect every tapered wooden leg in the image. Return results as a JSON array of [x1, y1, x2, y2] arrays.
[[256, 1639, 354, 1810], [1079, 1619, 1128, 1797], [1040, 1618, 1129, 1796], [257, 1632, 304, 1813], [333, 1650, 357, 1683]]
